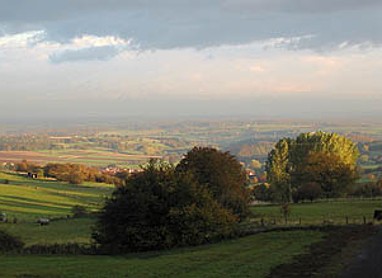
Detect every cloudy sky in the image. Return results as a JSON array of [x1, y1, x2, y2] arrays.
[[0, 0, 381, 120]]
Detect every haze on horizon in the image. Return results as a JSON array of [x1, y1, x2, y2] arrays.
[[1, 0, 382, 121]]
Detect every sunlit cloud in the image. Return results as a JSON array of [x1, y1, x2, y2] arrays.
[[0, 30, 45, 48]]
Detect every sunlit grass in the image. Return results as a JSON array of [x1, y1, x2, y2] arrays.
[[0, 172, 113, 221], [0, 230, 323, 278]]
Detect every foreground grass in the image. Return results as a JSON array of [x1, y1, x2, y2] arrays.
[[0, 230, 323, 278]]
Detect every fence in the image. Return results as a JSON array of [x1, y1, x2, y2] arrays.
[[240, 215, 377, 235]]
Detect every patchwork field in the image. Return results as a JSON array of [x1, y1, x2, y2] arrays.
[[0, 150, 161, 168]]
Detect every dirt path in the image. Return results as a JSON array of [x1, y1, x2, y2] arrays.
[[267, 226, 378, 278], [340, 226, 382, 278]]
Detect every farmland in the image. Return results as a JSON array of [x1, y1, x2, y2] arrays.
[[1, 119, 382, 277], [0, 171, 112, 246], [1, 118, 382, 180], [0, 172, 325, 277], [0, 150, 161, 168], [0, 170, 381, 277]]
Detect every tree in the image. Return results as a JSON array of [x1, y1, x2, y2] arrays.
[[251, 159, 262, 169], [266, 138, 292, 203], [266, 132, 359, 202], [93, 160, 237, 253], [294, 152, 358, 198], [175, 147, 250, 220]]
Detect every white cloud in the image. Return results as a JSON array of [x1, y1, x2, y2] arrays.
[[48, 34, 135, 63], [0, 30, 135, 63], [69, 35, 132, 49], [0, 30, 45, 48]]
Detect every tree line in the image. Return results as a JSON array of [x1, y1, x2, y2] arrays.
[[13, 160, 121, 185]]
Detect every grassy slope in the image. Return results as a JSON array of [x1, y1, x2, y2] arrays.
[[0, 171, 113, 245], [0, 172, 113, 220], [1, 218, 95, 246], [0, 230, 323, 278]]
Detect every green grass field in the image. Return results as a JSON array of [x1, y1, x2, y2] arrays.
[[0, 171, 113, 221], [0, 171, 113, 246], [0, 170, 380, 277], [0, 230, 323, 278], [251, 199, 382, 225]]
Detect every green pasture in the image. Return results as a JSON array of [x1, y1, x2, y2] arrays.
[[0, 230, 323, 278], [1, 217, 95, 246], [0, 171, 113, 221], [251, 199, 382, 225], [0, 170, 381, 277], [38, 149, 150, 167]]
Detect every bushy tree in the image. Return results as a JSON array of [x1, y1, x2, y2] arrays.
[[350, 181, 382, 198], [266, 138, 292, 202], [267, 132, 359, 202], [293, 182, 322, 203], [294, 152, 357, 198], [175, 147, 250, 220], [93, 160, 237, 253], [252, 183, 273, 202]]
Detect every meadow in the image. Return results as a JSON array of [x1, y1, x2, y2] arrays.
[[0, 171, 381, 277], [0, 230, 323, 278], [0, 171, 112, 247], [251, 199, 382, 226]]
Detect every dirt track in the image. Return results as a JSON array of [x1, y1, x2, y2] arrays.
[[267, 226, 378, 278], [340, 226, 382, 278]]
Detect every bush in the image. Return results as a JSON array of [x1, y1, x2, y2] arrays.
[[71, 205, 88, 218], [252, 183, 273, 202], [293, 182, 323, 203], [349, 182, 382, 197], [0, 230, 24, 253], [22, 243, 95, 255], [93, 160, 237, 253]]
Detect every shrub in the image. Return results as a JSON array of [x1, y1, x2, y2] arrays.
[[253, 183, 273, 202], [22, 243, 95, 255], [71, 205, 88, 218], [93, 160, 237, 253], [293, 182, 323, 203], [0, 230, 24, 253]]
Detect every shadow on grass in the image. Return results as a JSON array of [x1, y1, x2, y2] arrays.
[[267, 225, 378, 278]]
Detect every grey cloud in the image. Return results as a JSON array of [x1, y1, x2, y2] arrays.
[[1, 0, 380, 21], [224, 0, 382, 14], [1, 0, 381, 53], [49, 46, 122, 63]]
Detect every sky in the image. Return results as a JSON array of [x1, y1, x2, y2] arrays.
[[0, 0, 382, 121]]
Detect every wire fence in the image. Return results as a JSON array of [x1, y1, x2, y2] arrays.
[[240, 215, 378, 234]]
